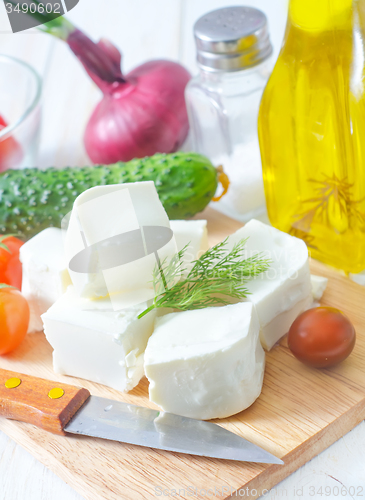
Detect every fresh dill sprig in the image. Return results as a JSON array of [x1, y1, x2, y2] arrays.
[[138, 238, 270, 319]]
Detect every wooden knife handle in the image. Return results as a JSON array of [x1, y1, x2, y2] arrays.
[[0, 368, 90, 435]]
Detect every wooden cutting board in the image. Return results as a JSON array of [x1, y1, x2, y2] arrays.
[[0, 208, 364, 500]]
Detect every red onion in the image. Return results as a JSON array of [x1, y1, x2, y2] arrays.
[[42, 22, 191, 163]]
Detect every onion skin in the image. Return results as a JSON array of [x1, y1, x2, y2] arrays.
[[84, 60, 191, 164]]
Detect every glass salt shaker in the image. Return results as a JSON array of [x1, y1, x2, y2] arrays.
[[185, 6, 273, 222]]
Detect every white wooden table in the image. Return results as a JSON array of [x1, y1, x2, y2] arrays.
[[0, 1, 364, 499]]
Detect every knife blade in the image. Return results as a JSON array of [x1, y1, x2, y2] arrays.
[[0, 368, 283, 464]]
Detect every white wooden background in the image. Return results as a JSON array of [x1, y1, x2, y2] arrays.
[[0, 1, 364, 499]]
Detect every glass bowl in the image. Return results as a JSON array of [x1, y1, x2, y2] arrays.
[[0, 54, 42, 171]]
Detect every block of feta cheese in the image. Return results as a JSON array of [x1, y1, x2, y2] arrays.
[[170, 220, 209, 272], [310, 275, 328, 301], [42, 286, 156, 392], [64, 182, 178, 309], [226, 219, 311, 351], [20, 228, 71, 333], [144, 302, 265, 420]]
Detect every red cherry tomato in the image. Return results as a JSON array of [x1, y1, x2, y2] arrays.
[[0, 114, 23, 172], [288, 307, 356, 368], [0, 235, 24, 289], [0, 287, 29, 355]]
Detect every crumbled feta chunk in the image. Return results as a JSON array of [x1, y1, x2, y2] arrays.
[[349, 271, 365, 286], [310, 275, 328, 301]]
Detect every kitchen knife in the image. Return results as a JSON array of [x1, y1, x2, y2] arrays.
[[0, 368, 283, 464]]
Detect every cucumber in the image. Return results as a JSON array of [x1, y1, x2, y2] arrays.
[[0, 153, 218, 240]]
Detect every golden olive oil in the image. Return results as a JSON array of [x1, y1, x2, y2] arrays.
[[258, 0, 365, 273]]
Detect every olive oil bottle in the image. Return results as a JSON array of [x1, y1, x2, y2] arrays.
[[258, 0, 365, 274]]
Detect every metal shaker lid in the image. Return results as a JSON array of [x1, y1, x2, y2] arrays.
[[194, 6, 273, 71]]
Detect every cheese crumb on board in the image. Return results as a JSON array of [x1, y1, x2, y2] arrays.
[[42, 286, 156, 392], [20, 228, 71, 333], [349, 271, 365, 286], [144, 302, 265, 420], [310, 275, 328, 301], [226, 219, 312, 351]]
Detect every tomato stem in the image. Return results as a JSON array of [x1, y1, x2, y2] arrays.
[[0, 234, 17, 254], [0, 284, 18, 290]]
